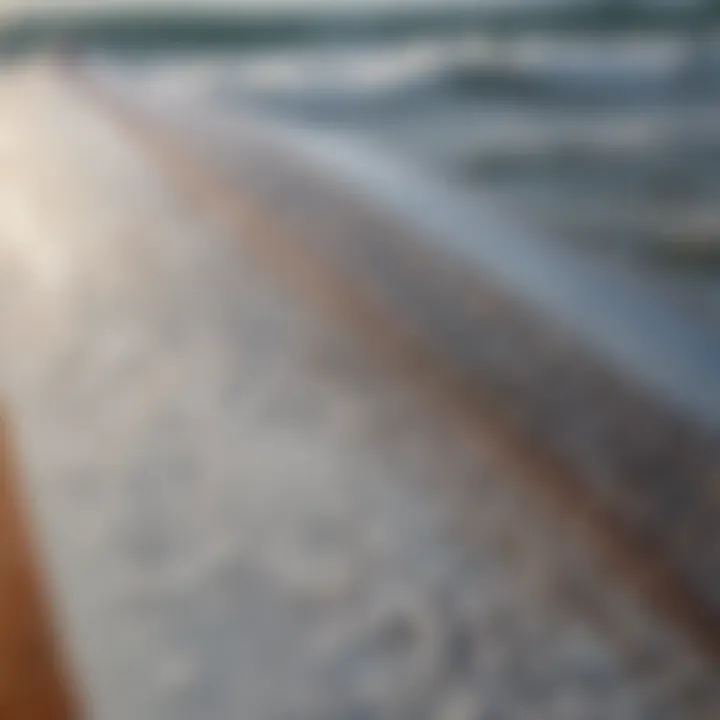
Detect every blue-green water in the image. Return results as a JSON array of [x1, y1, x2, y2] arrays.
[[106, 33, 720, 280], [87, 28, 720, 423]]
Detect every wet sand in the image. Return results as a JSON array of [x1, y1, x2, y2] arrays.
[[86, 61, 720, 647]]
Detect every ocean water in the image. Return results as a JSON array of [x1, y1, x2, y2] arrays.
[[93, 27, 720, 324], [262, 37, 720, 298]]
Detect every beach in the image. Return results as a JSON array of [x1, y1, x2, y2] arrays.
[[0, 60, 719, 718]]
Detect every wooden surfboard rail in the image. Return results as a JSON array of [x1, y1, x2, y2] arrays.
[[0, 416, 80, 719]]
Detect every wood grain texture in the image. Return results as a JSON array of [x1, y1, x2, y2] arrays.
[[0, 417, 79, 719]]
